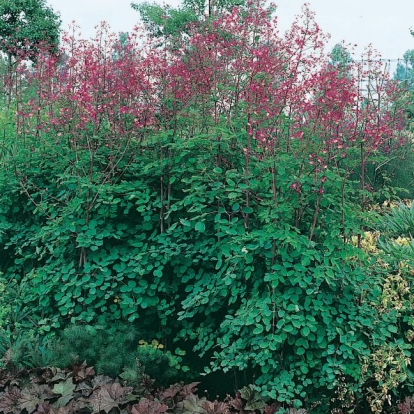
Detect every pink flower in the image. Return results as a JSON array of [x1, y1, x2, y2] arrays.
[[290, 182, 301, 194]]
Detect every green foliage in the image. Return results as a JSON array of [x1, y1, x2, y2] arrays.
[[394, 46, 414, 129], [45, 324, 139, 377], [0, 328, 54, 371], [0, 0, 61, 59], [329, 43, 353, 76], [0, 275, 11, 331], [0, 111, 412, 411], [24, 324, 191, 385], [378, 201, 414, 268], [132, 2, 198, 40], [394, 50, 414, 89], [0, 271, 57, 372], [0, 3, 412, 412], [135, 342, 191, 386], [132, 0, 248, 42], [382, 201, 414, 236]]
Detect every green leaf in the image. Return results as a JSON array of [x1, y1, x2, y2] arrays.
[[195, 222, 206, 232], [242, 206, 253, 214], [296, 347, 305, 356], [302, 326, 311, 337]]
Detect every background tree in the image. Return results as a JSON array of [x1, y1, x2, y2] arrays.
[[131, 2, 198, 41], [390, 32, 414, 197], [0, 0, 61, 60], [0, 0, 60, 108], [131, 0, 247, 42], [393, 35, 414, 124], [394, 49, 414, 89], [112, 31, 130, 60], [329, 43, 353, 74]]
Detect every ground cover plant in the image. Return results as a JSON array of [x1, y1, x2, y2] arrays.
[[0, 363, 222, 414], [0, 0, 413, 412]]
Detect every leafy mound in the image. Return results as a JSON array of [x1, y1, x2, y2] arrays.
[[0, 363, 283, 414]]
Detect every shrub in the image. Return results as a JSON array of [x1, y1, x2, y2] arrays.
[[0, 1, 411, 411]]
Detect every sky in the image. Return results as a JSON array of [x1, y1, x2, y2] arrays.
[[47, 0, 414, 69]]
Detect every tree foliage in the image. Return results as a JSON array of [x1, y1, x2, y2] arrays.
[[131, 0, 248, 41], [394, 50, 414, 91], [132, 2, 198, 40], [329, 43, 353, 77], [0, 0, 61, 60]]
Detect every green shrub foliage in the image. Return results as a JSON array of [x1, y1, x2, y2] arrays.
[[41, 324, 190, 385], [48, 324, 140, 377], [0, 2, 412, 412]]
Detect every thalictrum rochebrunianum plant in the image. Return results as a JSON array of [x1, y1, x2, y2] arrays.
[[0, 1, 411, 411]]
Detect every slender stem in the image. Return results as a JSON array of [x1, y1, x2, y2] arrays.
[[244, 115, 251, 232], [358, 141, 366, 249]]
